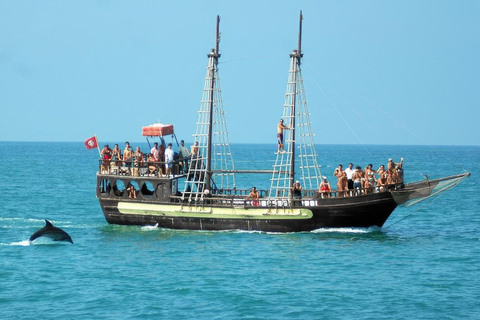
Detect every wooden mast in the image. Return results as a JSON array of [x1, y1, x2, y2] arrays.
[[289, 11, 303, 192], [206, 15, 220, 191]]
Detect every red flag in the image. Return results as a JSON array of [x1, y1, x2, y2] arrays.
[[84, 136, 98, 150]]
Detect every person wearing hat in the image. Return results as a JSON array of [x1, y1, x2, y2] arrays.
[[387, 157, 403, 185], [277, 118, 291, 153], [318, 176, 332, 199], [292, 180, 302, 205]]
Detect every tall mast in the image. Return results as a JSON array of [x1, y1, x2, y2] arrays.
[[206, 15, 220, 191], [289, 11, 303, 191], [269, 11, 322, 203]]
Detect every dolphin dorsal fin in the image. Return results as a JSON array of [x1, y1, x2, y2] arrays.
[[45, 220, 53, 227]]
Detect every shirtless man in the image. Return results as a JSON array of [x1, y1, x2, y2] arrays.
[[277, 119, 291, 153], [123, 141, 133, 175], [245, 186, 260, 206], [388, 157, 403, 184], [377, 172, 388, 192], [191, 141, 199, 157], [352, 166, 363, 195], [112, 144, 122, 165], [334, 164, 348, 197]]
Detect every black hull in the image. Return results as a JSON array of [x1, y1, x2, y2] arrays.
[[98, 192, 397, 232]]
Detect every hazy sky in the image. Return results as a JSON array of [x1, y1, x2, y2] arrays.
[[1, 1, 479, 145]]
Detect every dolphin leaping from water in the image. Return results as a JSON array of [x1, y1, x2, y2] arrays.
[[29, 220, 73, 244]]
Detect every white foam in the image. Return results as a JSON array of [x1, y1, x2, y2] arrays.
[[6, 240, 31, 246], [141, 223, 159, 231], [312, 228, 371, 234]]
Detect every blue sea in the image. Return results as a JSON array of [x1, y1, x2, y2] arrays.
[[1, 142, 479, 319]]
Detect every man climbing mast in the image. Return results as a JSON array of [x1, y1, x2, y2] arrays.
[[277, 119, 291, 153]]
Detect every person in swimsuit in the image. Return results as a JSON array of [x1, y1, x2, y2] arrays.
[[123, 142, 133, 175], [377, 172, 388, 192], [245, 186, 260, 206], [318, 176, 332, 199], [133, 146, 144, 176], [395, 162, 404, 187], [191, 141, 199, 157], [377, 164, 386, 177], [127, 183, 137, 198], [387, 157, 403, 184], [111, 144, 122, 168], [147, 153, 156, 175], [277, 119, 291, 153], [353, 166, 363, 195], [365, 164, 376, 194], [334, 164, 348, 197], [100, 144, 112, 174]]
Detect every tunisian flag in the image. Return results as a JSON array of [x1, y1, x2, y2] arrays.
[[84, 136, 98, 150]]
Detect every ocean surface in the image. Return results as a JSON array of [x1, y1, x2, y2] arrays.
[[1, 142, 479, 320]]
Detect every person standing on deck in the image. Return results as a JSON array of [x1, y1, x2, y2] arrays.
[[292, 181, 302, 206], [245, 187, 260, 206], [334, 164, 348, 197], [179, 140, 190, 173], [165, 143, 174, 177], [123, 142, 133, 175], [345, 163, 354, 195], [388, 157, 403, 185], [100, 144, 112, 174], [277, 119, 291, 153], [151, 142, 160, 163], [353, 166, 363, 195], [112, 144, 122, 172]]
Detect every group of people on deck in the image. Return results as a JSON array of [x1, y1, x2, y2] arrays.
[[319, 158, 404, 198], [99, 139, 194, 177]]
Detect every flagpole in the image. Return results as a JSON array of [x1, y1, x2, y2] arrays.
[[95, 134, 101, 157]]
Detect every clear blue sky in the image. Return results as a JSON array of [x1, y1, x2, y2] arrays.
[[1, 1, 479, 145]]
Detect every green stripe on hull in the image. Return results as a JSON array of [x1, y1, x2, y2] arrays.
[[117, 202, 313, 220]]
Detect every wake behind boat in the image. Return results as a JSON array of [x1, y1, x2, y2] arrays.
[[95, 13, 469, 232]]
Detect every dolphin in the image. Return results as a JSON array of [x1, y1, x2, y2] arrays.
[[29, 220, 73, 244]]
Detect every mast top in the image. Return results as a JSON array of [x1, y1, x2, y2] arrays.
[[208, 15, 221, 62], [290, 11, 304, 64]]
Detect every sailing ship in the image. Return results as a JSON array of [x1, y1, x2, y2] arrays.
[[96, 13, 470, 232]]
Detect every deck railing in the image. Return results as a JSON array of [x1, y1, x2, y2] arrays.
[[99, 158, 398, 205], [98, 158, 187, 177]]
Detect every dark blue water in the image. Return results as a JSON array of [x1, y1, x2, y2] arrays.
[[1, 142, 478, 319]]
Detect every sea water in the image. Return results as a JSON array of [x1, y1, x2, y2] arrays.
[[0, 142, 479, 319]]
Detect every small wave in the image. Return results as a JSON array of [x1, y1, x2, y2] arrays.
[[140, 223, 159, 231], [2, 240, 31, 246], [312, 228, 372, 234]]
